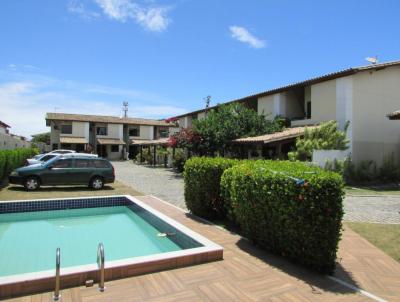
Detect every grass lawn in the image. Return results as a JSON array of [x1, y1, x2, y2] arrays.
[[345, 222, 400, 263], [0, 180, 142, 201], [345, 184, 400, 196]]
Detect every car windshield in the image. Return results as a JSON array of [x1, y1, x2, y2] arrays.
[[43, 155, 60, 166]]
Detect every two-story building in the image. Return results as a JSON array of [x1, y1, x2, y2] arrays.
[[171, 60, 400, 166], [46, 113, 178, 160]]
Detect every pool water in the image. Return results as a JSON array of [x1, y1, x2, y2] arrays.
[[0, 206, 183, 277]]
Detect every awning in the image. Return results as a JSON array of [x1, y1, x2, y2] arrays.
[[59, 136, 88, 144], [387, 110, 400, 120], [232, 126, 318, 145], [130, 138, 169, 146], [97, 138, 125, 145]]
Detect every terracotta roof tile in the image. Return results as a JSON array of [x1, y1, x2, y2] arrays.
[[232, 126, 318, 144]]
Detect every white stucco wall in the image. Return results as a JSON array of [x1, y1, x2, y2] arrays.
[[179, 116, 193, 128], [257, 94, 275, 119], [58, 121, 89, 139], [0, 133, 31, 150], [141, 125, 154, 140], [258, 92, 303, 120], [280, 91, 304, 119], [310, 79, 337, 123], [197, 112, 206, 120], [351, 66, 400, 165], [312, 150, 350, 168], [97, 123, 123, 139]]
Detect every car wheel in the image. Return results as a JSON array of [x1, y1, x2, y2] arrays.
[[24, 176, 40, 191], [90, 176, 104, 190]]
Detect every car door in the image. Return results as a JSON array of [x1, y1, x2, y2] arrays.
[[47, 158, 74, 185], [70, 159, 93, 184]]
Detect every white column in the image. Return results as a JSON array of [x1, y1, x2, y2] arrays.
[[336, 76, 353, 153]]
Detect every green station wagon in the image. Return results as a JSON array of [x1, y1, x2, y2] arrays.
[[9, 156, 115, 191]]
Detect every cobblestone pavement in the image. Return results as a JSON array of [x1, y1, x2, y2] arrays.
[[344, 195, 400, 224], [112, 161, 186, 209], [113, 161, 400, 224]]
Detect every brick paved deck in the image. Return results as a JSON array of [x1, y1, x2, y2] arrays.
[[4, 195, 400, 302]]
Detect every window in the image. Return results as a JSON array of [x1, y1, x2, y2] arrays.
[[92, 160, 109, 168], [159, 129, 169, 138], [111, 145, 119, 152], [96, 126, 107, 135], [61, 124, 72, 134], [41, 155, 56, 162], [129, 127, 140, 137], [52, 159, 73, 168], [75, 159, 91, 168]]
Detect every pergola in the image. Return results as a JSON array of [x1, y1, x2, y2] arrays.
[[231, 126, 318, 159], [130, 138, 169, 166]]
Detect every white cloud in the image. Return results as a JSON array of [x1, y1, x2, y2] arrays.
[[0, 72, 187, 138], [68, 0, 100, 20], [81, 0, 171, 31], [229, 26, 266, 49]]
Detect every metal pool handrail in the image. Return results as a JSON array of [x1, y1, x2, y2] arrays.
[[53, 247, 61, 301], [97, 243, 105, 292]]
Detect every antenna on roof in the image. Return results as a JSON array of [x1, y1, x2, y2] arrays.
[[365, 56, 378, 65], [122, 101, 128, 118], [204, 95, 211, 117]]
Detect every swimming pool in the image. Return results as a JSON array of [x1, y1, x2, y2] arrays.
[[0, 195, 223, 298]]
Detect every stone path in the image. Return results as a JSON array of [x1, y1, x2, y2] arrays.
[[113, 161, 400, 224], [112, 161, 186, 209], [344, 195, 400, 224]]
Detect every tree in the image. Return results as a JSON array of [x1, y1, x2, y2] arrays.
[[31, 132, 50, 144], [169, 103, 285, 155], [288, 120, 349, 161]]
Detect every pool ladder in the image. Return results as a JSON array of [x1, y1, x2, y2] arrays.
[[53, 248, 61, 301], [97, 243, 105, 292], [52, 243, 105, 300]]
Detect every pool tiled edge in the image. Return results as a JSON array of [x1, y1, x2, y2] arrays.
[[0, 195, 223, 299]]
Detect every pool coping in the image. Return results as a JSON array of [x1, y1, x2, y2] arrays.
[[0, 195, 223, 299]]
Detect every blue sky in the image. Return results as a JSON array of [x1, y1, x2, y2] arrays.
[[1, 0, 399, 137]]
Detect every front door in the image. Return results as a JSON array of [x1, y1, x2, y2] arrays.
[[97, 145, 107, 158]]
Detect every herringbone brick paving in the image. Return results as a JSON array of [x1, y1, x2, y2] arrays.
[[4, 195, 400, 302]]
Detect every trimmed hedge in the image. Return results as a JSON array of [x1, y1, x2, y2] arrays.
[[221, 160, 344, 273], [0, 148, 38, 180], [183, 157, 238, 218]]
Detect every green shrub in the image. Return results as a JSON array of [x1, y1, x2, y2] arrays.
[[221, 160, 344, 273], [0, 148, 38, 180], [288, 121, 349, 161], [379, 153, 400, 182], [183, 157, 238, 218], [173, 149, 186, 172]]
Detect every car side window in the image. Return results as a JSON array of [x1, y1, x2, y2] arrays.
[[52, 159, 73, 168], [93, 160, 108, 168], [75, 159, 90, 168]]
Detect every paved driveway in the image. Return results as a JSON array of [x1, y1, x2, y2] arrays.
[[113, 161, 400, 224], [112, 161, 186, 209], [344, 195, 400, 224]]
